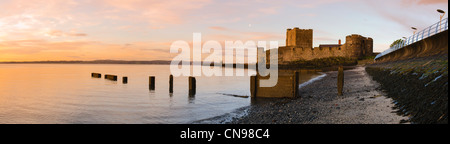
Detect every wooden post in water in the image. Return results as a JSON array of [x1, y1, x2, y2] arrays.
[[149, 76, 155, 90], [189, 76, 196, 96], [250, 75, 258, 98], [169, 75, 173, 93], [91, 73, 101, 78], [105, 74, 118, 81], [123, 77, 128, 84], [337, 65, 344, 96]]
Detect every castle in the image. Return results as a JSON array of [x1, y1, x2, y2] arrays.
[[273, 27, 373, 64]]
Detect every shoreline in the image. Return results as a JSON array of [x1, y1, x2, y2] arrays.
[[193, 70, 328, 124], [226, 66, 407, 124]]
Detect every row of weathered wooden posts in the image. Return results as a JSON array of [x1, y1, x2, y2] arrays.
[[91, 65, 344, 98], [91, 73, 197, 95]]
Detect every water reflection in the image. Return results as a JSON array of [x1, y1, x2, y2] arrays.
[[0, 64, 256, 123], [188, 95, 195, 104], [0, 64, 322, 123]]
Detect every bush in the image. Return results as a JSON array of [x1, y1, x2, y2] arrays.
[[390, 39, 404, 48]]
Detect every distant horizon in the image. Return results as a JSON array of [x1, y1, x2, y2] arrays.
[[0, 52, 381, 63], [0, 59, 255, 65]]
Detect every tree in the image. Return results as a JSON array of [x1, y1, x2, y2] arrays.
[[390, 39, 404, 48]]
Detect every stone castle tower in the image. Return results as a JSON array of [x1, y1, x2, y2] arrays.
[[345, 34, 373, 58], [275, 27, 373, 64], [286, 27, 313, 48]]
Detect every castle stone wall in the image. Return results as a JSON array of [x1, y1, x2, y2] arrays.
[[276, 28, 373, 64]]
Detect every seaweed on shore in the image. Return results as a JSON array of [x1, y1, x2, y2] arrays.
[[366, 64, 448, 124]]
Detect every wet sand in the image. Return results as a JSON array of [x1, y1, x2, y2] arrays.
[[229, 66, 408, 124]]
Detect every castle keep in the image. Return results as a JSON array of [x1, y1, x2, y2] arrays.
[[275, 27, 373, 64]]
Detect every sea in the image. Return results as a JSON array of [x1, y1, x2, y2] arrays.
[[0, 64, 323, 124]]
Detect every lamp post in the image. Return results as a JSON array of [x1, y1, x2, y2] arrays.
[[437, 9, 446, 32], [411, 27, 417, 43], [411, 27, 417, 35]]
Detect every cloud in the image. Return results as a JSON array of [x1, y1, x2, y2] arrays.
[[315, 37, 338, 42], [209, 26, 228, 31], [404, 0, 448, 5], [0, 0, 77, 18], [257, 7, 279, 15], [243, 32, 284, 40], [366, 0, 448, 30], [98, 0, 212, 26], [44, 29, 87, 37], [299, 13, 317, 17], [0, 0, 216, 61], [0, 39, 174, 61], [208, 17, 242, 24], [297, 0, 353, 8], [207, 26, 284, 41], [0, 39, 95, 54], [0, 0, 213, 37], [69, 33, 87, 37]]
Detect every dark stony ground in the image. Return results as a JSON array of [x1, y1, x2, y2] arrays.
[[227, 66, 407, 124], [366, 55, 448, 124]]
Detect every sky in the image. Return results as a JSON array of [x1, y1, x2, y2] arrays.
[[0, 0, 448, 62]]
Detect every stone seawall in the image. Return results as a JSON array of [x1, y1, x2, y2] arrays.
[[367, 56, 448, 124], [376, 30, 448, 63]]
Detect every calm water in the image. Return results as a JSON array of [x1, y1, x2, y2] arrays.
[[0, 64, 322, 124]]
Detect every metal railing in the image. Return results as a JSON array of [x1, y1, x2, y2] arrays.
[[375, 17, 448, 60]]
